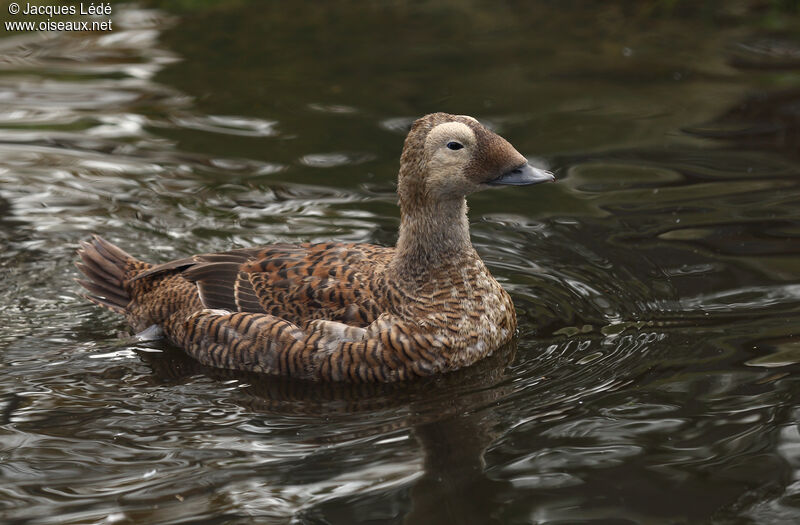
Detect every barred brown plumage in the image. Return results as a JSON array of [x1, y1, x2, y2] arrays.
[[76, 113, 554, 382]]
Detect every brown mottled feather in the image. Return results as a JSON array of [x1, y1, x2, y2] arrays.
[[75, 113, 546, 382]]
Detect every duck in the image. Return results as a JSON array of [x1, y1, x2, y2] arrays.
[[76, 112, 554, 383]]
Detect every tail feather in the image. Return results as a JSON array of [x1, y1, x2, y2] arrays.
[[78, 241, 124, 284], [75, 235, 137, 315], [76, 278, 129, 307]]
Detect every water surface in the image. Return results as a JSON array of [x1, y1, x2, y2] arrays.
[[1, 2, 800, 523]]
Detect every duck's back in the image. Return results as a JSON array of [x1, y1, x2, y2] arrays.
[[134, 242, 394, 328]]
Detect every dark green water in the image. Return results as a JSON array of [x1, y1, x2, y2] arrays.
[[2, 2, 800, 523]]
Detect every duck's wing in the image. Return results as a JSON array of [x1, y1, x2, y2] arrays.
[[135, 243, 393, 326], [171, 309, 467, 383]]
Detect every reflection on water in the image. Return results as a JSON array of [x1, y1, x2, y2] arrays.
[[1, 2, 800, 523]]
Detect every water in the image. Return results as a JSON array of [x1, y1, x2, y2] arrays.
[[1, 2, 800, 523]]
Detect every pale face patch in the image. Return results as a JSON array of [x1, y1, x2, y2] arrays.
[[423, 122, 479, 197], [424, 121, 477, 153]]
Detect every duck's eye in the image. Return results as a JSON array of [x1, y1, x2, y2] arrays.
[[446, 141, 464, 151]]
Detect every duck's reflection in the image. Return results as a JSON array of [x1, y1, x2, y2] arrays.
[[138, 340, 516, 523], [403, 411, 511, 525]]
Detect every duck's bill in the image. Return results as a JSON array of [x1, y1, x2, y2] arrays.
[[487, 164, 555, 186]]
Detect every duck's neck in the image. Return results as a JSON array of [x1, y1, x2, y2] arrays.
[[391, 195, 476, 279]]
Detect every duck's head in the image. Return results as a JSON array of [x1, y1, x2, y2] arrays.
[[397, 112, 554, 210]]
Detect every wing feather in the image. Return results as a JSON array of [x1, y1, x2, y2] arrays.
[[132, 242, 393, 325]]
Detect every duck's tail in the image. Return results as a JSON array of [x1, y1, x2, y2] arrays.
[[75, 235, 147, 315]]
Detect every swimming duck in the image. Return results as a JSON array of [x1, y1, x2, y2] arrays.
[[76, 113, 554, 382]]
